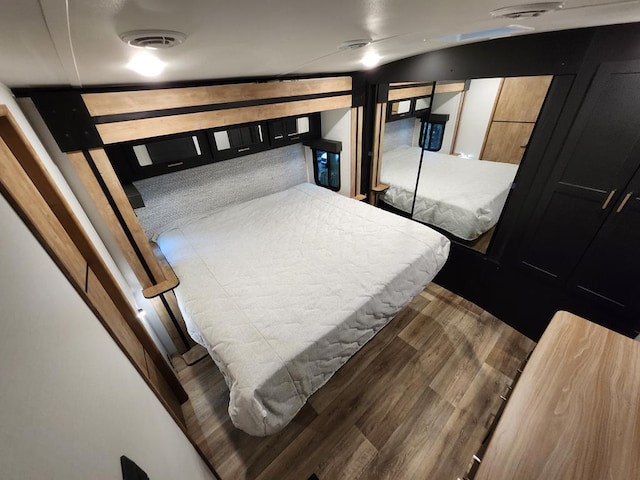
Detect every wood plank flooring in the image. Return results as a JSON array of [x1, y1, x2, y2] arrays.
[[172, 283, 535, 480]]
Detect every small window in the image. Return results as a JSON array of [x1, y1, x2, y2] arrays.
[[306, 139, 343, 192], [313, 150, 340, 191], [419, 113, 450, 152]]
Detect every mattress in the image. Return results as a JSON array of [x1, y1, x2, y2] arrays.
[[381, 146, 518, 240], [157, 183, 449, 436]]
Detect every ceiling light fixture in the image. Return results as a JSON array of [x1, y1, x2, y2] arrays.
[[361, 52, 381, 68], [490, 2, 565, 19], [126, 52, 167, 77]]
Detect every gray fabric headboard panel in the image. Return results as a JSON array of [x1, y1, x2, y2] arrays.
[[383, 118, 416, 153], [133, 144, 308, 238]]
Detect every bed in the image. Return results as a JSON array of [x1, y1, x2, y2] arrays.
[[156, 183, 449, 436], [381, 146, 519, 240]]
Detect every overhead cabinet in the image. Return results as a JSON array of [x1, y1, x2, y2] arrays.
[[108, 114, 321, 181], [519, 60, 640, 317], [210, 122, 269, 161], [267, 113, 320, 147]]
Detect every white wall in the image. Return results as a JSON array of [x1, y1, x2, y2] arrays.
[[0, 195, 216, 480], [306, 108, 352, 197], [14, 95, 174, 356], [431, 91, 464, 154], [453, 78, 502, 159]]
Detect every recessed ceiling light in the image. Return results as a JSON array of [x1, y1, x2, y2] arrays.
[[126, 52, 167, 77], [490, 2, 565, 19], [361, 52, 381, 68]]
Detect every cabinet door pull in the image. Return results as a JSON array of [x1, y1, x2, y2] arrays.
[[601, 190, 616, 210], [237, 147, 251, 153], [167, 162, 184, 168], [616, 192, 633, 213]]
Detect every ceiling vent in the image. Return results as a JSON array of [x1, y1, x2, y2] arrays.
[[490, 2, 565, 19], [120, 30, 187, 49]]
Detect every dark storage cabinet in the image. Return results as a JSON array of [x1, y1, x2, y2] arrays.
[[111, 132, 214, 181], [267, 113, 320, 147], [519, 59, 640, 317], [209, 122, 269, 160]]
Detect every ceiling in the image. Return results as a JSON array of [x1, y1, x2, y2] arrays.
[[2, 0, 640, 88]]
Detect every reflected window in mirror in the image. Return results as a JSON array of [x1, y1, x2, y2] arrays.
[[387, 99, 413, 121], [419, 114, 449, 152]]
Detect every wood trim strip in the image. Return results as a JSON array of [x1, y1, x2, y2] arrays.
[[350, 107, 357, 198], [388, 85, 433, 101], [480, 78, 505, 160], [356, 106, 364, 198], [370, 103, 386, 204], [142, 243, 179, 299], [0, 105, 188, 414], [66, 151, 154, 287], [434, 82, 466, 94], [87, 148, 165, 283], [449, 89, 466, 155], [65, 151, 188, 353], [96, 95, 352, 144], [82, 77, 353, 117], [0, 138, 87, 288]]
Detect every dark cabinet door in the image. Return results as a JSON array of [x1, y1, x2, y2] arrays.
[[520, 60, 640, 280], [568, 167, 640, 311]]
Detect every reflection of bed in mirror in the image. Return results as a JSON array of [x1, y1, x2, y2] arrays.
[[380, 145, 518, 240]]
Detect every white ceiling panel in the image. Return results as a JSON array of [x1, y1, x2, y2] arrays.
[[0, 0, 639, 87]]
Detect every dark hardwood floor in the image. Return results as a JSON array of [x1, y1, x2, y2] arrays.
[[173, 283, 535, 480]]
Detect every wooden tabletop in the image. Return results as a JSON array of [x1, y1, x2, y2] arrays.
[[475, 311, 640, 480]]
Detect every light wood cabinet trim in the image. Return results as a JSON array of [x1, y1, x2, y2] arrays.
[[388, 85, 433, 101], [86, 268, 148, 371], [66, 151, 154, 287], [67, 150, 188, 352], [370, 103, 386, 204], [96, 95, 352, 144], [476, 311, 640, 479], [142, 242, 179, 298], [350, 107, 357, 198], [0, 137, 87, 287], [481, 122, 535, 164], [350, 106, 364, 199], [87, 148, 166, 283], [0, 105, 188, 428], [492, 75, 553, 123], [371, 183, 390, 192], [82, 77, 352, 116], [434, 82, 466, 94]]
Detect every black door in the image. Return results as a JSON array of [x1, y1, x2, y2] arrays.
[[568, 166, 640, 311], [519, 60, 640, 280]]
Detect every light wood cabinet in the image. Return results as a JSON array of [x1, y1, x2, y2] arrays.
[[481, 76, 552, 164]]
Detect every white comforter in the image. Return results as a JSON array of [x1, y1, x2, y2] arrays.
[[157, 183, 449, 435], [381, 146, 518, 240]]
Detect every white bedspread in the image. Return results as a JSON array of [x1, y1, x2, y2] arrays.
[[381, 146, 518, 240], [157, 183, 449, 435]]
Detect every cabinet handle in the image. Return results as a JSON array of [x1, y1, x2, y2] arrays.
[[167, 162, 184, 168], [237, 147, 251, 153], [601, 190, 616, 210], [616, 192, 633, 213]]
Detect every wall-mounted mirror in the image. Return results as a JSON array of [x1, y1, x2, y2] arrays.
[[379, 76, 552, 254]]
